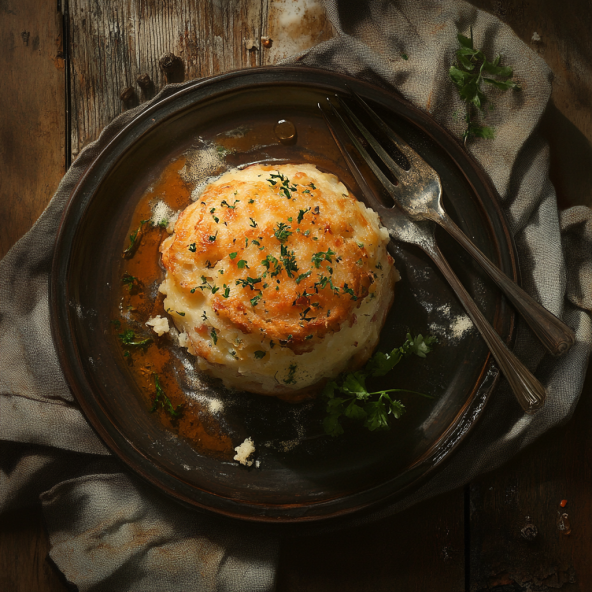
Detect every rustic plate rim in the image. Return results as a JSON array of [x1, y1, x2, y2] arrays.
[[50, 65, 518, 524]]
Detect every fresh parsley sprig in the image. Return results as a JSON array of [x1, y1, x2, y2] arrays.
[[449, 28, 520, 142], [118, 329, 152, 348], [150, 373, 183, 418], [322, 333, 437, 437], [123, 219, 149, 258]]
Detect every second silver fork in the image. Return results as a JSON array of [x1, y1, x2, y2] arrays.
[[337, 92, 575, 359], [320, 100, 546, 414]]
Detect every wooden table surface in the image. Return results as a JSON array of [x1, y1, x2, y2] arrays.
[[2, 1, 592, 590]]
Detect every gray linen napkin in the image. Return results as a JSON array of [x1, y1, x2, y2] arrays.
[[2, 0, 591, 590]]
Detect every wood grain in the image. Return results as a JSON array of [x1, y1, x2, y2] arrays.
[[0, 0, 66, 259], [2, 0, 592, 591], [0, 507, 67, 592], [68, 0, 334, 158], [278, 490, 465, 592], [469, 368, 592, 591]]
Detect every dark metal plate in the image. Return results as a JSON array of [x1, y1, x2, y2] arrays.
[[50, 67, 517, 523]]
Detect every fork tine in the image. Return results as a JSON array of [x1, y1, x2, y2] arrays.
[[333, 95, 410, 185], [323, 99, 398, 201], [346, 90, 422, 168], [318, 102, 387, 214]]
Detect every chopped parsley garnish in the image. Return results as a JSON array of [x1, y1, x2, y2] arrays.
[[123, 219, 148, 258], [151, 373, 183, 418], [449, 28, 520, 141], [342, 283, 357, 301], [280, 244, 299, 278], [210, 327, 218, 345], [237, 259, 249, 269], [195, 276, 219, 294], [188, 243, 197, 252], [122, 273, 138, 291], [208, 231, 218, 242], [229, 252, 238, 259], [284, 364, 298, 384], [254, 350, 266, 359], [314, 274, 339, 294], [322, 334, 437, 437], [267, 172, 298, 199], [176, 311, 186, 316], [274, 222, 292, 242], [118, 329, 152, 348], [308, 182, 316, 189], [249, 218, 258, 228], [311, 249, 335, 269], [299, 307, 316, 322], [262, 254, 283, 277], [221, 199, 239, 209], [235, 276, 262, 290], [223, 284, 230, 298], [297, 208, 310, 223], [296, 271, 312, 284], [158, 219, 168, 229], [250, 293, 263, 307], [302, 189, 311, 194]]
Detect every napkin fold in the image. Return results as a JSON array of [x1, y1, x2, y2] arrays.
[[2, 1, 591, 590]]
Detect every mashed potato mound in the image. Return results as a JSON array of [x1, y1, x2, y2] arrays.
[[159, 163, 398, 399]]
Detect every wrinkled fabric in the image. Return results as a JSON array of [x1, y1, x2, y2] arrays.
[[1, 0, 591, 590]]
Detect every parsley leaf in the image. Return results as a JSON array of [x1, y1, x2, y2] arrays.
[[118, 329, 152, 348], [449, 27, 520, 142], [150, 373, 183, 418], [122, 273, 138, 291], [274, 222, 292, 242], [123, 219, 149, 258], [322, 333, 437, 437]]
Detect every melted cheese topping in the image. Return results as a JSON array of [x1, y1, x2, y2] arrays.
[[160, 164, 397, 398]]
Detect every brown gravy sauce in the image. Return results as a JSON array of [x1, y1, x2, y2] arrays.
[[115, 156, 234, 460]]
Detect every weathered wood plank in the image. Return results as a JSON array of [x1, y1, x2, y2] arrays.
[[69, 0, 334, 158], [469, 369, 592, 591], [69, 0, 268, 155], [278, 490, 466, 592], [0, 0, 66, 259], [0, 0, 67, 586], [0, 508, 66, 592]]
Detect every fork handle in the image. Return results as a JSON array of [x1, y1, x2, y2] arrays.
[[425, 242, 546, 414], [438, 215, 575, 357]]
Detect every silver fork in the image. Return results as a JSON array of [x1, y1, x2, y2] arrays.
[[335, 92, 575, 358], [319, 100, 546, 414]]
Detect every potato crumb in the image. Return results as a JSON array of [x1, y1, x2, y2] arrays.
[[146, 315, 169, 336], [234, 437, 255, 466]]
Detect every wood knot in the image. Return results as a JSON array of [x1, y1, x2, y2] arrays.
[[520, 523, 538, 541], [159, 52, 178, 72], [136, 73, 152, 89], [119, 87, 135, 102]]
